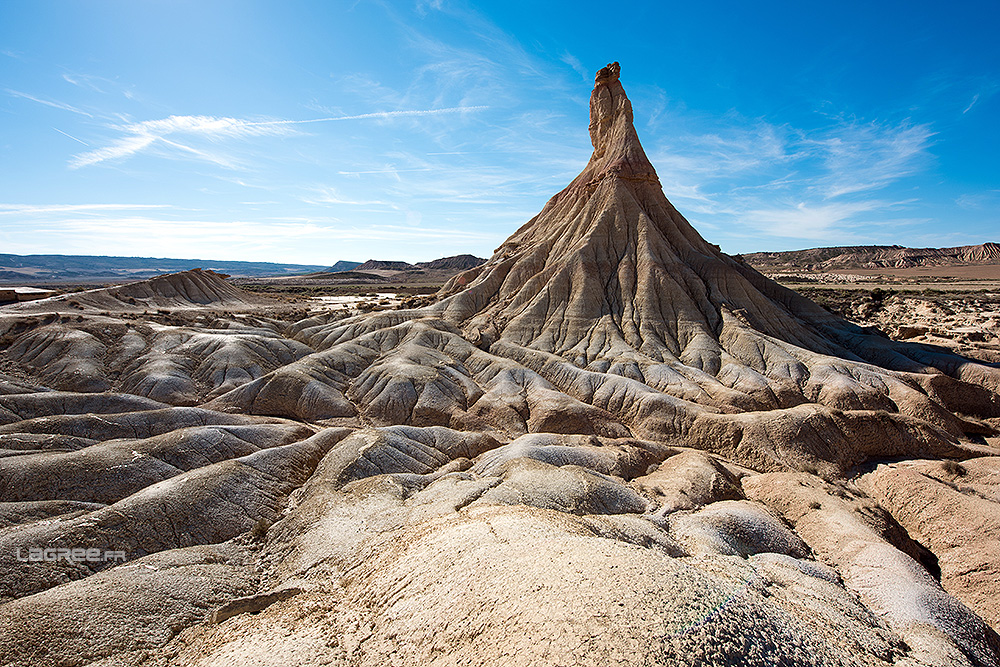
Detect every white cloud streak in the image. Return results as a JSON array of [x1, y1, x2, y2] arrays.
[[70, 106, 489, 169], [0, 203, 170, 215], [70, 115, 296, 168], [808, 121, 934, 198], [52, 127, 90, 145], [5, 89, 93, 117], [742, 201, 892, 239], [337, 168, 431, 175], [559, 52, 589, 81], [305, 187, 400, 208], [71, 134, 159, 168], [260, 106, 488, 125]]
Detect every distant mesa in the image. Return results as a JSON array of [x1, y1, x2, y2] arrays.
[[323, 255, 486, 276], [355, 259, 416, 272], [744, 241, 1000, 271], [416, 254, 486, 271], [0, 286, 56, 303], [327, 260, 362, 273], [0, 253, 326, 282]]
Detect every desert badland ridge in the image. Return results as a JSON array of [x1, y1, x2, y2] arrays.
[[0, 253, 328, 282], [0, 62, 998, 666], [0, 253, 489, 285], [745, 242, 1000, 272]]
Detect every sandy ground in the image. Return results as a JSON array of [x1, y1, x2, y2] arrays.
[[764, 261, 1000, 290], [311, 292, 403, 312], [781, 265, 1000, 364]]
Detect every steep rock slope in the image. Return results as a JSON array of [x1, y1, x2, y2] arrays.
[[235, 60, 999, 476]]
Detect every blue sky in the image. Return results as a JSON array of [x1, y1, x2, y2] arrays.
[[1, 0, 997, 264]]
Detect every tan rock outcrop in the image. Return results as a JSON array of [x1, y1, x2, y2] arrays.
[[859, 458, 1000, 630]]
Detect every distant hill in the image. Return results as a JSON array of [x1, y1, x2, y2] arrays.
[[415, 254, 486, 271], [325, 255, 486, 275], [355, 259, 416, 271], [291, 270, 386, 282], [0, 254, 327, 283], [742, 242, 1000, 271], [328, 260, 362, 273], [288, 254, 489, 286]]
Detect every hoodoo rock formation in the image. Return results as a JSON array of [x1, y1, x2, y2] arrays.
[[0, 63, 998, 666]]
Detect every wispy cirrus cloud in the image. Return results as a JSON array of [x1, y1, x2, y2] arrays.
[[62, 73, 113, 93], [742, 200, 907, 239], [5, 89, 94, 117], [281, 106, 487, 124], [61, 71, 139, 101], [304, 187, 401, 208], [807, 120, 934, 198], [963, 79, 1000, 114], [70, 134, 160, 169], [414, 0, 444, 16], [0, 203, 170, 215], [559, 51, 589, 81], [641, 108, 937, 246], [69, 115, 296, 169], [650, 116, 932, 198], [963, 94, 980, 114], [956, 190, 1000, 210], [70, 106, 489, 169]]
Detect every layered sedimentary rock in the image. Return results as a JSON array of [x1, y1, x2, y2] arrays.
[[745, 242, 1000, 271], [0, 63, 998, 666]]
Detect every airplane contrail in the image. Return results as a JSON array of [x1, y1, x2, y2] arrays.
[[52, 127, 90, 146]]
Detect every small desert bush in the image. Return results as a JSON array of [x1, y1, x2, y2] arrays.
[[941, 460, 966, 477], [249, 518, 272, 541]]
